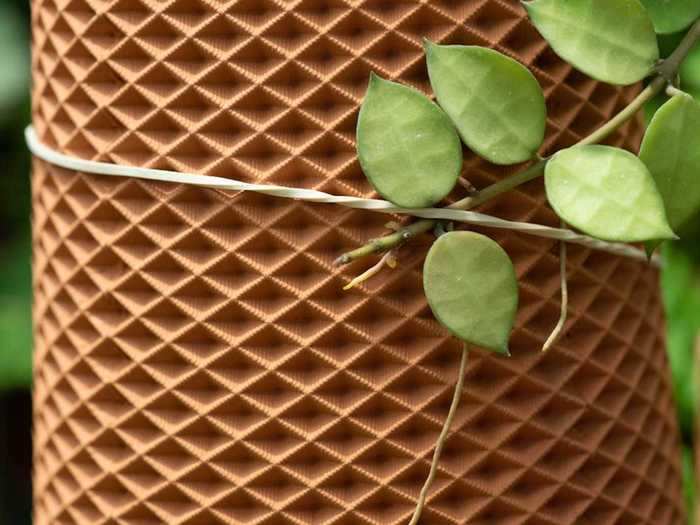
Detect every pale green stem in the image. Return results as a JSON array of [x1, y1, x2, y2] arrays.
[[578, 77, 665, 146], [657, 18, 700, 82]]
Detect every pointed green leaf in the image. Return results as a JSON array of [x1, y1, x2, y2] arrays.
[[423, 231, 518, 354], [525, 0, 659, 85], [356, 73, 462, 208], [545, 145, 676, 242], [640, 94, 700, 249], [640, 0, 700, 34], [425, 42, 546, 165]]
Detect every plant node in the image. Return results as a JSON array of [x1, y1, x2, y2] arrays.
[[343, 250, 397, 291]]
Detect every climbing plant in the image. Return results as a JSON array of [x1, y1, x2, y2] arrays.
[[344, 0, 700, 354], [339, 1, 700, 523]]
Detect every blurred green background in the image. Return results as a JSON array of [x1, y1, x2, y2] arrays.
[[0, 0, 32, 523], [1, 2, 700, 524]]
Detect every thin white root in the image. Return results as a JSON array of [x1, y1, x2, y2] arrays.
[[666, 85, 687, 97], [542, 237, 568, 352], [343, 250, 397, 291], [408, 345, 469, 525], [458, 177, 479, 195]]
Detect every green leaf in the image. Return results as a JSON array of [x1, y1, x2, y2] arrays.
[[524, 0, 659, 85], [425, 42, 546, 165], [423, 231, 518, 354], [544, 145, 676, 242], [641, 95, 700, 252], [640, 0, 700, 34], [356, 73, 462, 208]]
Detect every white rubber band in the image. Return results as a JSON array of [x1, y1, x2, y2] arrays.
[[26, 125, 660, 267]]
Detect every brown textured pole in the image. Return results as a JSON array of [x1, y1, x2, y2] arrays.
[[30, 1, 685, 524]]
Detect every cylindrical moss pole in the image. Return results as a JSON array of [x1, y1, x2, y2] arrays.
[[30, 0, 685, 523]]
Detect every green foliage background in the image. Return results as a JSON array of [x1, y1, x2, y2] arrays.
[[0, 2, 699, 524], [645, 29, 700, 524], [0, 0, 31, 393], [0, 0, 32, 523]]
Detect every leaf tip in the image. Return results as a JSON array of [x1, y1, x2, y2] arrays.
[[659, 224, 680, 242], [487, 340, 512, 357], [643, 224, 678, 245], [365, 71, 389, 97], [644, 241, 660, 261]]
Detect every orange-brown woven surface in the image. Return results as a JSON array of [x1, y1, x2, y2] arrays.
[[30, 0, 685, 523]]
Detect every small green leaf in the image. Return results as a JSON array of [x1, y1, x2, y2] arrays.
[[525, 0, 659, 85], [425, 42, 546, 165], [356, 73, 462, 208], [423, 231, 518, 354], [640, 0, 700, 34], [545, 145, 676, 242], [640, 94, 700, 249]]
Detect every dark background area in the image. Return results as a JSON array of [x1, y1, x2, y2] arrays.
[[1, 2, 700, 524]]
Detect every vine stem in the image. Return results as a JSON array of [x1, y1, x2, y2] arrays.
[[408, 345, 469, 525], [658, 17, 700, 82], [542, 228, 568, 352], [578, 78, 664, 146], [334, 160, 546, 265], [336, 17, 700, 267]]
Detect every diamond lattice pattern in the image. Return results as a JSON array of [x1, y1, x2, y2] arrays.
[[30, 0, 685, 523]]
